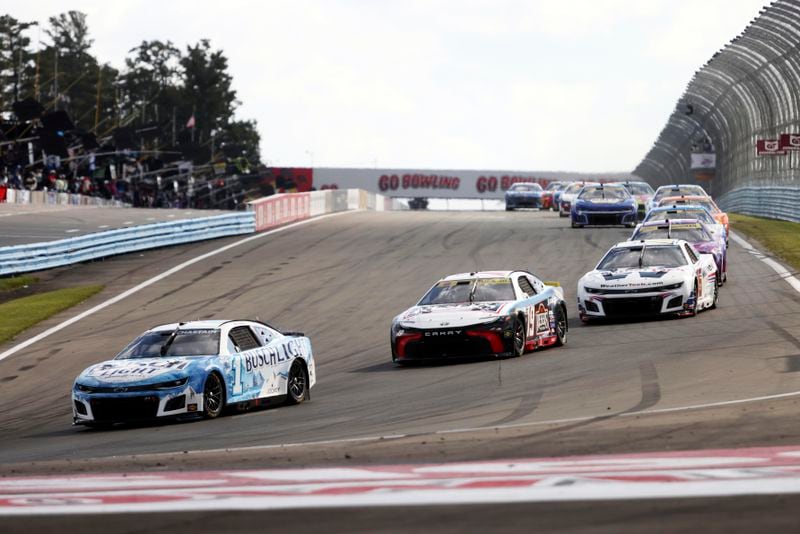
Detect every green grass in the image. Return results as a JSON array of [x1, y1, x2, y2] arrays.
[[0, 285, 104, 345], [730, 213, 800, 271], [0, 275, 38, 292]]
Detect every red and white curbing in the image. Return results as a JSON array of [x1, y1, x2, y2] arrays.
[[4, 445, 800, 515]]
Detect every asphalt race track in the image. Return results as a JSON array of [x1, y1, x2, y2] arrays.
[[0, 203, 229, 246], [2, 209, 800, 531]]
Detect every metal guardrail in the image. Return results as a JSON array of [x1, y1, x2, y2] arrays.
[[717, 186, 800, 222], [0, 213, 255, 276]]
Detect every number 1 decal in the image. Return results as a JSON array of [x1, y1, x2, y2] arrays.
[[232, 356, 244, 396]]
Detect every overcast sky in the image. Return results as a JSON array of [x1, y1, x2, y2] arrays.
[[12, 0, 767, 172]]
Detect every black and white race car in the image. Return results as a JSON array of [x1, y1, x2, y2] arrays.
[[390, 271, 568, 363]]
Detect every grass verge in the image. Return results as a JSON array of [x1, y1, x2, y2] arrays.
[[730, 213, 800, 272], [0, 275, 38, 292], [0, 285, 104, 345]]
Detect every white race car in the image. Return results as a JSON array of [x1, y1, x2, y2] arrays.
[[577, 239, 718, 321]]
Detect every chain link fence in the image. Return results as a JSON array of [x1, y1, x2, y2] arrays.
[[633, 0, 800, 220]]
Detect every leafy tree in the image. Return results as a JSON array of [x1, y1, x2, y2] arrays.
[[0, 15, 37, 108], [180, 39, 238, 144], [219, 119, 261, 165]]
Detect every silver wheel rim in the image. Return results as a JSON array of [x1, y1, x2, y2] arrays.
[[289, 367, 306, 399], [514, 322, 524, 354], [205, 375, 223, 414]]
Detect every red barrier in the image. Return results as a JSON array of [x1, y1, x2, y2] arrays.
[[249, 193, 311, 232], [0, 186, 6, 203]]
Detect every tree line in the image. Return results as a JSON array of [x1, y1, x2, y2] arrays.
[[0, 10, 260, 166]]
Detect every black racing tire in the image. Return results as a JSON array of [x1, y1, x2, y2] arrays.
[[286, 361, 309, 404], [571, 221, 582, 228], [559, 210, 568, 218], [506, 207, 514, 211], [709, 277, 719, 310], [203, 372, 225, 419], [513, 316, 526, 357], [688, 282, 699, 317], [554, 305, 568, 346]]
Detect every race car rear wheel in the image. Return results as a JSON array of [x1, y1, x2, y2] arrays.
[[287, 362, 309, 404], [203, 373, 225, 419], [554, 305, 568, 346], [513, 317, 526, 357], [710, 278, 719, 310]]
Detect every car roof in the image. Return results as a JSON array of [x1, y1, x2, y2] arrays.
[[614, 239, 683, 248], [441, 271, 518, 281], [641, 218, 702, 226]]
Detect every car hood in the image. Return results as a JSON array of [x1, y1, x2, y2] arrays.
[[75, 357, 212, 386], [396, 302, 510, 329], [580, 266, 690, 290], [575, 198, 634, 209], [506, 190, 542, 196]]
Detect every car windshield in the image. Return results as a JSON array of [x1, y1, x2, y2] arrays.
[[115, 329, 221, 359], [653, 186, 705, 202], [634, 224, 711, 242], [419, 278, 516, 304], [509, 183, 542, 192], [598, 245, 687, 270], [647, 209, 715, 225], [545, 182, 562, 191], [624, 182, 655, 195], [693, 199, 719, 213], [564, 183, 585, 194], [579, 186, 629, 200]]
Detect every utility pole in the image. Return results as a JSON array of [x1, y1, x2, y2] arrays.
[[52, 47, 58, 110], [94, 65, 102, 131]]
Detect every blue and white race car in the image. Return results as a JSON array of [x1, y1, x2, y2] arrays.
[[505, 182, 544, 210], [72, 320, 315, 427]]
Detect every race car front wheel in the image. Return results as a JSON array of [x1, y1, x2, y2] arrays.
[[554, 305, 568, 346], [203, 373, 225, 419], [513, 317, 526, 357], [286, 362, 309, 404]]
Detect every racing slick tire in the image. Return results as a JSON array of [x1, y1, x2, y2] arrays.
[[203, 372, 225, 419], [571, 221, 582, 228], [554, 305, 568, 346], [559, 210, 568, 218], [506, 207, 514, 211], [513, 316, 526, 357], [286, 361, 309, 404], [710, 278, 719, 310]]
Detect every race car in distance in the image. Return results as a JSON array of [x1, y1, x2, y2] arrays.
[[642, 205, 727, 245], [656, 195, 729, 237], [577, 239, 718, 321], [391, 271, 568, 363], [72, 320, 315, 427], [505, 182, 544, 211], [631, 219, 727, 284], [541, 181, 564, 210], [553, 182, 571, 213], [647, 184, 709, 213], [559, 181, 600, 217], [570, 183, 637, 228], [609, 181, 655, 220]]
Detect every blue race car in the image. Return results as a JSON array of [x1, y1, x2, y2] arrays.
[[505, 182, 544, 210], [570, 184, 637, 228], [72, 320, 315, 427]]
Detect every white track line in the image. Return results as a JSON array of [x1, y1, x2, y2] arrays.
[[730, 231, 800, 294], [0, 211, 358, 363]]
